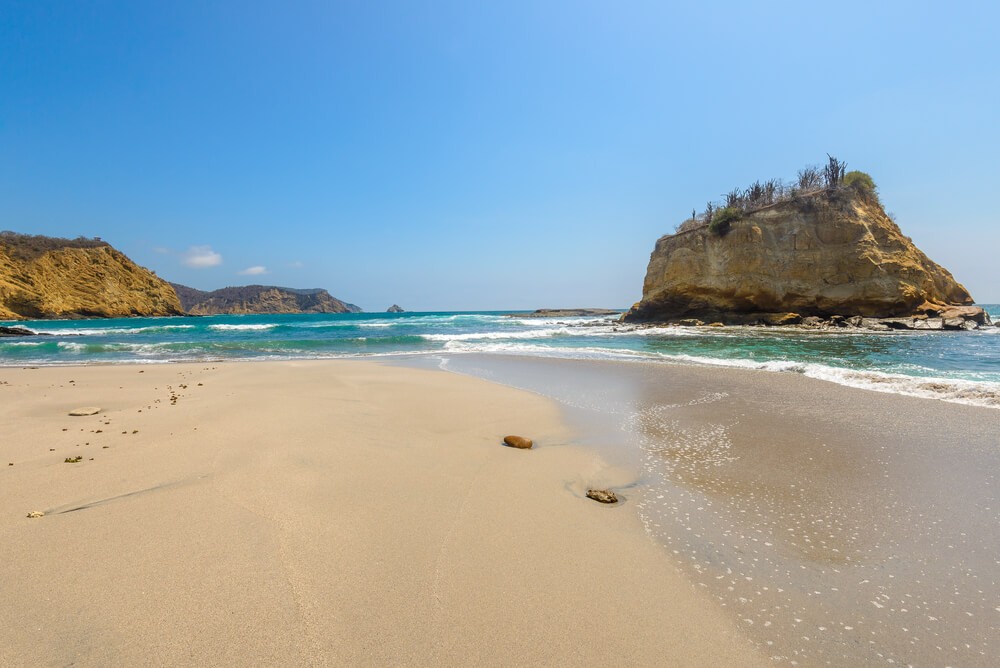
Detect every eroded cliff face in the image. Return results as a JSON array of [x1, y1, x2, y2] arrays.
[[625, 191, 975, 323], [170, 283, 361, 315], [0, 241, 184, 320]]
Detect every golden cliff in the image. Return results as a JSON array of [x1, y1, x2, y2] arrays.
[[624, 190, 979, 324], [0, 233, 183, 320]]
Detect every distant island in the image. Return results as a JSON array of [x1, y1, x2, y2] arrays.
[[386, 304, 405, 313], [624, 157, 991, 331], [171, 283, 362, 316]]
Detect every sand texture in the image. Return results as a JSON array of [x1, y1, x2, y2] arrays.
[[0, 361, 765, 666]]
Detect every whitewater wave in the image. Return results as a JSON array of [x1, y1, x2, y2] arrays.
[[208, 323, 278, 331], [32, 324, 196, 336], [422, 324, 693, 342], [440, 341, 1000, 409]]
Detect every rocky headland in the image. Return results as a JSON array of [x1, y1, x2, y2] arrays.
[[170, 284, 362, 316], [624, 161, 991, 331], [511, 308, 624, 318], [0, 232, 184, 320]]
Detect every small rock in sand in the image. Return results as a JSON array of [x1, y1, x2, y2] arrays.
[[503, 435, 533, 449], [586, 489, 618, 504], [26, 511, 44, 519], [68, 407, 100, 416]]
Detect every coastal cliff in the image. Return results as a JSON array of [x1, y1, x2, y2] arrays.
[[625, 188, 979, 325], [171, 283, 362, 315], [0, 233, 183, 320]]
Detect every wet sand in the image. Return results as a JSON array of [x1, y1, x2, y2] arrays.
[[0, 360, 765, 667], [439, 355, 1000, 665]]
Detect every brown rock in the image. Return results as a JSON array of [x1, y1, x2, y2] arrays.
[[503, 435, 533, 449], [0, 233, 183, 320], [586, 489, 618, 504], [68, 407, 100, 416], [26, 511, 44, 519], [623, 190, 976, 324], [762, 312, 801, 326]]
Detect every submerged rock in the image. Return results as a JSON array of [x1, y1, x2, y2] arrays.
[[503, 435, 533, 449], [510, 308, 623, 318], [0, 326, 41, 337], [586, 489, 618, 504]]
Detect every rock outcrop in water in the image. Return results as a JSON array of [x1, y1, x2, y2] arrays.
[[171, 283, 362, 315], [624, 188, 986, 327], [512, 308, 624, 318], [386, 304, 405, 313], [0, 232, 184, 320]]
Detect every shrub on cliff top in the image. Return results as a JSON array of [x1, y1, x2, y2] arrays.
[[843, 170, 879, 203], [709, 207, 740, 236]]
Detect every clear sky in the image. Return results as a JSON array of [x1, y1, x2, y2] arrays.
[[2, 1, 997, 310]]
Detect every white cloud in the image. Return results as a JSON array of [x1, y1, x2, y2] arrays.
[[181, 245, 222, 268], [239, 265, 269, 276]]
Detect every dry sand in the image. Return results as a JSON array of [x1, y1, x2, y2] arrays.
[[0, 360, 767, 666]]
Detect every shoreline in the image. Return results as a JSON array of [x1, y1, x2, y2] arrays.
[[436, 354, 1000, 665], [4, 345, 998, 411], [1, 359, 767, 666]]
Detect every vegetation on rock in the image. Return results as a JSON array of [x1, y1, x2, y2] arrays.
[[679, 155, 877, 234]]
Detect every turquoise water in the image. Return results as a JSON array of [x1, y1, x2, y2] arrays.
[[2, 306, 998, 407]]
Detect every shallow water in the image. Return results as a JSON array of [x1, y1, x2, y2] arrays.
[[2, 306, 999, 409], [434, 354, 1000, 666]]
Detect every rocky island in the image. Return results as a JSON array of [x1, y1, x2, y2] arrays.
[[624, 158, 991, 330], [170, 284, 362, 315], [0, 232, 183, 320], [510, 308, 623, 318]]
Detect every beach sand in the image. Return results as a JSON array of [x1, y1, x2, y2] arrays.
[[440, 355, 1000, 666], [0, 360, 767, 666]]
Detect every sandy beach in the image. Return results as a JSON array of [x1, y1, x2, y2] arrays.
[[0, 360, 767, 666]]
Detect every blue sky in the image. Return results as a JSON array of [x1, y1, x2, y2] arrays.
[[2, 1, 997, 310]]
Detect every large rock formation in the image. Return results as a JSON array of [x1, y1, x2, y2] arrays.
[[624, 190, 982, 324], [171, 283, 361, 315], [0, 232, 184, 320]]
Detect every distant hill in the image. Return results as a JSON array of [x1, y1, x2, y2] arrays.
[[170, 283, 362, 315], [0, 231, 183, 320]]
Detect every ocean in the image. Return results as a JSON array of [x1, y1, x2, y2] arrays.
[[2, 306, 999, 408]]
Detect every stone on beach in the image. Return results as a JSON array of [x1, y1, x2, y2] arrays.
[[503, 435, 533, 449], [68, 407, 101, 416], [26, 511, 44, 519], [586, 489, 618, 504]]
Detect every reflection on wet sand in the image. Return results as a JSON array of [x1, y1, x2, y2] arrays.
[[630, 365, 998, 665]]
